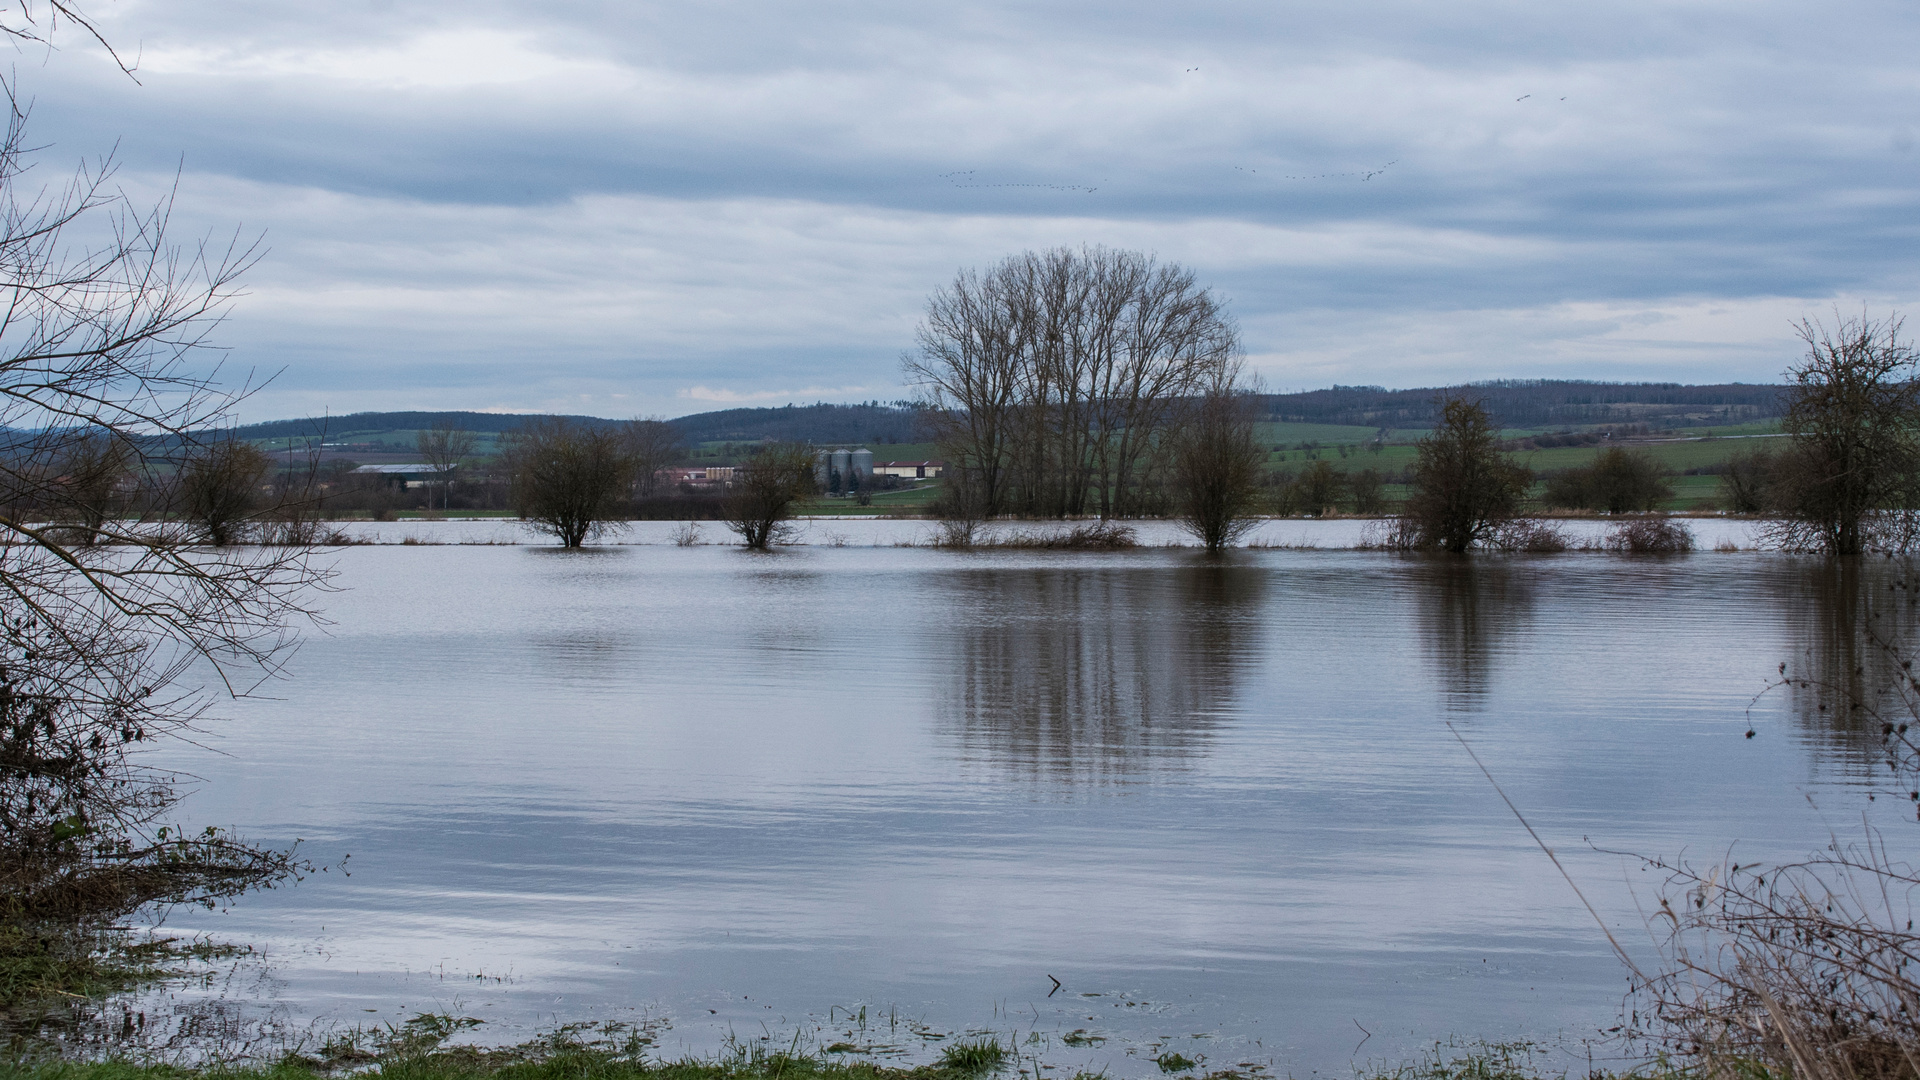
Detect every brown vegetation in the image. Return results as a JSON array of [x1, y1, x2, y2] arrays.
[[1173, 375, 1265, 552], [1541, 447, 1673, 513], [1764, 313, 1920, 554], [905, 246, 1240, 520], [723, 442, 817, 550], [1393, 397, 1532, 552], [504, 418, 635, 547], [1604, 518, 1695, 553]]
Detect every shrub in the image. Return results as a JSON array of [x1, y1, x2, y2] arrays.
[[1604, 518, 1695, 553], [995, 522, 1139, 549], [1486, 519, 1571, 553], [1290, 459, 1348, 517], [1540, 447, 1673, 512]]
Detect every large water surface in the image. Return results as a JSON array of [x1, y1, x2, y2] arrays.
[[128, 529, 1918, 1075]]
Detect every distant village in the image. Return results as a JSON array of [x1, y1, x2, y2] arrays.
[[349, 447, 945, 498]]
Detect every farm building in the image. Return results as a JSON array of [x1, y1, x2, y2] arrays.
[[350, 463, 457, 488], [872, 460, 944, 479]]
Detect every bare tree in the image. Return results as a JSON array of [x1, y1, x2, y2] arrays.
[[1291, 460, 1349, 517], [1395, 397, 1532, 552], [724, 442, 817, 550], [1764, 313, 1920, 554], [0, 85, 329, 915], [1092, 255, 1237, 518], [177, 438, 271, 546], [47, 431, 132, 544], [505, 418, 634, 548], [415, 419, 476, 511], [1172, 373, 1264, 552], [624, 416, 683, 498], [1540, 447, 1673, 513], [1350, 467, 1387, 515], [906, 246, 1238, 520], [1720, 446, 1779, 514], [906, 264, 1028, 517]]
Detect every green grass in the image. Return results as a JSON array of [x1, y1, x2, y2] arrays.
[[0, 924, 247, 1018], [935, 1040, 1004, 1073], [0, 1030, 1718, 1080], [1254, 421, 1396, 446], [797, 482, 944, 516]]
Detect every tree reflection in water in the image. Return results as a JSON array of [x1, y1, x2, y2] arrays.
[[1410, 557, 1537, 714], [934, 560, 1264, 782], [1779, 558, 1920, 768]]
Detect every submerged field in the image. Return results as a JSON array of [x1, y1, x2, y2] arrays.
[[13, 540, 1882, 1076]]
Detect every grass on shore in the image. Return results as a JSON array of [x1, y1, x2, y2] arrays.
[[0, 1022, 1726, 1080]]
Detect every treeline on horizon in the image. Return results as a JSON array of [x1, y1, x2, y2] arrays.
[[214, 380, 1786, 447]]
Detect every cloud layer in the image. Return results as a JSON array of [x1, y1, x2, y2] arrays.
[[22, 0, 1920, 418]]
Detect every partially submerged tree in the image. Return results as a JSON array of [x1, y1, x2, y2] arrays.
[[1766, 313, 1920, 554], [906, 246, 1238, 518], [46, 431, 132, 543], [415, 419, 475, 510], [178, 439, 271, 546], [506, 418, 634, 547], [1173, 374, 1264, 552], [1396, 397, 1532, 552], [724, 442, 817, 550]]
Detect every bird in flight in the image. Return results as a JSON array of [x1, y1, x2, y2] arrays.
[[1280, 159, 1398, 181], [1516, 94, 1531, 101], [1186, 66, 1200, 72], [939, 170, 1098, 193]]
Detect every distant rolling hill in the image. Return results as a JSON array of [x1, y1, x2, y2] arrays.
[[223, 382, 1785, 449]]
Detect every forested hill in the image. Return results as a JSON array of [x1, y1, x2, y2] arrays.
[[228, 411, 607, 441], [224, 403, 925, 445], [225, 383, 1783, 445], [667, 402, 921, 444], [1261, 381, 1784, 429]]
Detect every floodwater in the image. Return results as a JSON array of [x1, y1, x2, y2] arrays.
[[126, 524, 1920, 1075]]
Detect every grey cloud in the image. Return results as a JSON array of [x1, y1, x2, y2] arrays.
[[16, 0, 1920, 416]]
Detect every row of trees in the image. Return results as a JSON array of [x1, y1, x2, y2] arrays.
[[503, 418, 815, 549]]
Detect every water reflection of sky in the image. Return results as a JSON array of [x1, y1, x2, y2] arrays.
[[140, 547, 1918, 1074]]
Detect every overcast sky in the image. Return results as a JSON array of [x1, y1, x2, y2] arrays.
[[27, 0, 1920, 420]]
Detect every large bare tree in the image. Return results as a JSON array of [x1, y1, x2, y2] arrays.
[[905, 264, 1029, 518], [905, 246, 1239, 520], [1765, 312, 1920, 555]]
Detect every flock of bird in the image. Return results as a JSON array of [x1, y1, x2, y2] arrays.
[[940, 170, 1100, 194]]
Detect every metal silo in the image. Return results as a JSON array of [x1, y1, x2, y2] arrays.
[[849, 448, 873, 482], [814, 449, 831, 489]]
